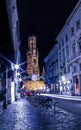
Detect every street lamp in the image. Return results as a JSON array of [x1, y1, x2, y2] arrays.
[[0, 55, 27, 101], [15, 72, 20, 77], [14, 64, 19, 70], [19, 77, 22, 82]]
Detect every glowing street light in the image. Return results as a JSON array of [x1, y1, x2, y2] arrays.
[[14, 64, 19, 70], [19, 77, 22, 82], [15, 72, 20, 76]]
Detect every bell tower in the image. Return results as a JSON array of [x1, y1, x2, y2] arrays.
[[27, 36, 39, 79]]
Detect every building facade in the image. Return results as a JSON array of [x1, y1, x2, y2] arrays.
[[27, 36, 39, 79], [6, 0, 21, 64], [45, 0, 81, 96], [56, 0, 81, 96], [5, 0, 21, 102], [44, 44, 59, 93]]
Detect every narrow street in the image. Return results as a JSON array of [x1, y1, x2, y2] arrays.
[[0, 98, 81, 130], [1, 0, 81, 129]]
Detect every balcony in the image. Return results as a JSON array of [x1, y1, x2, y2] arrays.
[[67, 51, 81, 64]]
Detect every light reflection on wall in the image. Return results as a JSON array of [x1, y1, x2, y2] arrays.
[[11, 81, 15, 102]]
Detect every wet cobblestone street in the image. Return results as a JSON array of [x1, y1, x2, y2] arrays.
[[0, 98, 81, 130]]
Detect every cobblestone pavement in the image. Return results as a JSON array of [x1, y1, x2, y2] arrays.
[[0, 98, 81, 130]]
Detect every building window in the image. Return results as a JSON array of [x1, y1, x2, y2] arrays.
[[73, 66, 77, 73], [62, 39, 64, 46], [79, 63, 81, 71], [34, 59, 36, 64], [62, 48, 65, 59], [72, 42, 76, 56], [78, 36, 81, 52], [33, 45, 36, 50], [59, 52, 61, 61], [66, 45, 69, 56], [59, 43, 61, 49], [71, 27, 74, 36], [76, 19, 80, 31], [68, 66, 70, 73], [65, 34, 68, 42], [12, 6, 15, 10]]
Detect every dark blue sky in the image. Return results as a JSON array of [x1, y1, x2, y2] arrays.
[[17, 0, 79, 70], [0, 0, 13, 58]]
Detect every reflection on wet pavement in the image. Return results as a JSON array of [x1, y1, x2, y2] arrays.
[[0, 98, 81, 130]]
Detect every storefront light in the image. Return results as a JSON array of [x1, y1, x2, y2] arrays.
[[63, 81, 66, 84], [56, 83, 58, 86], [40, 86, 43, 89], [59, 81, 62, 85], [67, 80, 70, 84], [60, 85, 63, 91], [62, 76, 66, 81], [35, 87, 37, 90]]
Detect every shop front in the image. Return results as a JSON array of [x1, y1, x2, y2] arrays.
[[59, 73, 72, 95], [73, 75, 80, 96]]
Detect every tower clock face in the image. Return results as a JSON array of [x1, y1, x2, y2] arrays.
[[31, 75, 37, 81]]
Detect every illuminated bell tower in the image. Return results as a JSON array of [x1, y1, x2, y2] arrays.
[[27, 36, 39, 79]]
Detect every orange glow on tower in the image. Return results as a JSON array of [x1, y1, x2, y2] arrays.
[[26, 36, 39, 79]]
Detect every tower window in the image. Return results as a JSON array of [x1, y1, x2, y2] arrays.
[[33, 44, 36, 49], [34, 59, 36, 64]]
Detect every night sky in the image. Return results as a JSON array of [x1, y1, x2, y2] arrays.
[[0, 0, 79, 72], [0, 0, 14, 60], [17, 0, 79, 72]]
